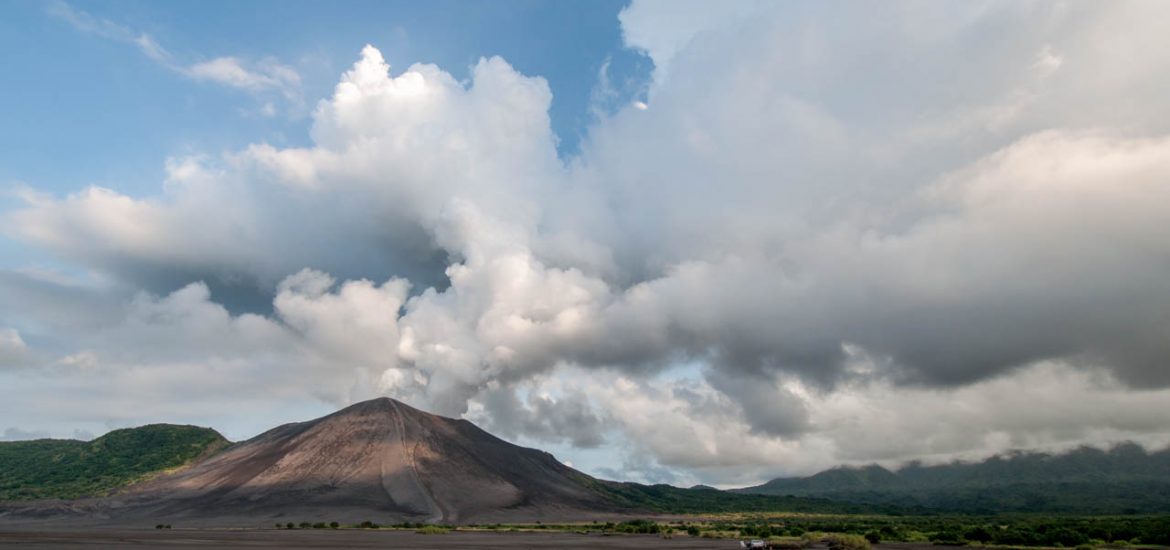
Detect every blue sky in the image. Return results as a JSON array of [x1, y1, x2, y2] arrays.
[[0, 0, 647, 196]]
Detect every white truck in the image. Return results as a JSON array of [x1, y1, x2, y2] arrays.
[[741, 540, 771, 549]]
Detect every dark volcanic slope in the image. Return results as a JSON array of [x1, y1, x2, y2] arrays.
[[116, 398, 610, 523]]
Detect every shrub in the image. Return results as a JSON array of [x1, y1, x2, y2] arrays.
[[802, 531, 827, 547], [903, 531, 931, 543], [1046, 528, 1090, 547], [826, 533, 872, 550], [687, 525, 700, 536], [417, 526, 450, 535], [614, 519, 662, 534], [931, 530, 964, 545], [965, 526, 994, 543], [865, 530, 881, 544], [286, 522, 295, 529]]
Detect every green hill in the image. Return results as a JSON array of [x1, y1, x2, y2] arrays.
[[589, 480, 903, 514], [0, 424, 229, 501], [735, 442, 1170, 513]]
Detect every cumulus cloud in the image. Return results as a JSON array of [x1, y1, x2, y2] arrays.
[[7, 1, 1170, 483]]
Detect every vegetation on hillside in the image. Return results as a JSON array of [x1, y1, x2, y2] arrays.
[[0, 424, 228, 500], [736, 443, 1170, 513], [584, 477, 901, 515]]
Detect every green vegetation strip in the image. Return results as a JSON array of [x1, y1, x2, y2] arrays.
[[270, 516, 1170, 548], [578, 474, 901, 515]]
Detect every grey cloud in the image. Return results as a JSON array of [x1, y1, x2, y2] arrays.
[[1, 427, 51, 441], [474, 384, 606, 449], [596, 450, 687, 486], [704, 370, 809, 437], [6, 1, 1170, 482]]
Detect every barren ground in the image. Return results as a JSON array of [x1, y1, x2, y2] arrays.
[[0, 528, 739, 549]]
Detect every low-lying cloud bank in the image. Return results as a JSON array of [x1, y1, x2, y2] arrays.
[[4, 1, 1170, 484]]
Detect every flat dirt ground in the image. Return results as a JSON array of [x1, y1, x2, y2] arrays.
[[0, 529, 746, 549]]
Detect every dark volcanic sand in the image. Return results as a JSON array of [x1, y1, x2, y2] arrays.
[[0, 529, 742, 549]]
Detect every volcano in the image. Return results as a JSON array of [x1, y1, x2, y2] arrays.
[[110, 397, 613, 524]]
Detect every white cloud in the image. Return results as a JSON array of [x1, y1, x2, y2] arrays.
[[47, 0, 172, 62], [48, 1, 302, 111], [0, 329, 32, 369], [185, 57, 301, 99]]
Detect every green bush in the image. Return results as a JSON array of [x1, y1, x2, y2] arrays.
[[417, 526, 450, 535], [802, 531, 827, 547], [931, 530, 964, 545], [964, 526, 994, 543], [903, 531, 931, 543], [1046, 528, 1090, 547], [613, 519, 662, 534], [826, 533, 872, 550]]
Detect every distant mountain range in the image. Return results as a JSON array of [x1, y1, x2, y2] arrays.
[[733, 443, 1170, 513], [5, 399, 1169, 524]]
